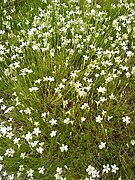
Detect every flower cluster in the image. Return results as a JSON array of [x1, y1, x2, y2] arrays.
[[0, 0, 134, 179]]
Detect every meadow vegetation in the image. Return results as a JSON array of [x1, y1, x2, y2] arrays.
[[0, 0, 135, 179]]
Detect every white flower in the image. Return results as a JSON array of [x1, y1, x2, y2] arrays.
[[64, 118, 70, 124], [43, 76, 54, 82], [100, 97, 107, 102], [63, 100, 68, 108], [36, 147, 44, 154], [95, 100, 100, 106], [30, 141, 39, 148], [8, 118, 13, 122], [97, 86, 107, 94], [37, 139, 43, 145], [27, 169, 34, 177], [24, 107, 31, 114], [41, 112, 47, 118], [38, 166, 45, 174], [56, 167, 62, 174], [60, 144, 68, 152], [84, 178, 89, 180], [48, 76, 55, 82], [100, 70, 106, 75], [70, 72, 76, 78], [50, 130, 57, 137], [34, 121, 39, 126], [29, 86, 39, 92], [59, 83, 65, 89], [60, 177, 66, 180], [1, 105, 6, 110], [55, 173, 61, 180], [131, 66, 135, 75], [20, 68, 33, 76], [33, 127, 41, 136], [109, 94, 116, 100], [99, 142, 106, 149], [0, 126, 7, 135], [25, 132, 32, 141], [86, 165, 100, 178], [92, 169, 100, 178], [0, 164, 3, 171], [32, 44, 39, 50], [103, 164, 111, 173], [130, 139, 135, 146], [3, 171, 7, 176], [118, 176, 122, 180], [17, 171, 21, 177], [4, 106, 14, 114], [4, 148, 15, 157], [111, 164, 119, 173], [13, 137, 20, 145], [87, 0, 92, 3], [80, 103, 90, 110], [50, 48, 55, 57], [78, 89, 86, 97], [122, 116, 130, 125], [125, 72, 131, 78], [126, 51, 133, 57], [0, 156, 3, 161], [8, 174, 14, 180], [35, 79, 41, 84], [95, 74, 99, 77], [20, 153, 26, 159], [64, 165, 68, 169], [49, 119, 57, 125], [108, 116, 113, 121], [96, 115, 103, 123], [19, 165, 24, 171], [86, 165, 95, 175], [6, 131, 14, 139], [81, 117, 86, 122], [102, 110, 106, 116], [83, 55, 89, 61]]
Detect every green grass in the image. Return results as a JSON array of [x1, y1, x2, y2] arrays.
[[0, 0, 135, 179]]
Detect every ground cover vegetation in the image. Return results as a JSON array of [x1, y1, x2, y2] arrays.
[[0, 0, 135, 179]]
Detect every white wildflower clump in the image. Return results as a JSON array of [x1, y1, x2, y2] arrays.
[[86, 165, 100, 179], [54, 167, 66, 180], [20, 68, 33, 76], [103, 164, 119, 174], [43, 76, 55, 82], [0, 0, 135, 179]]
